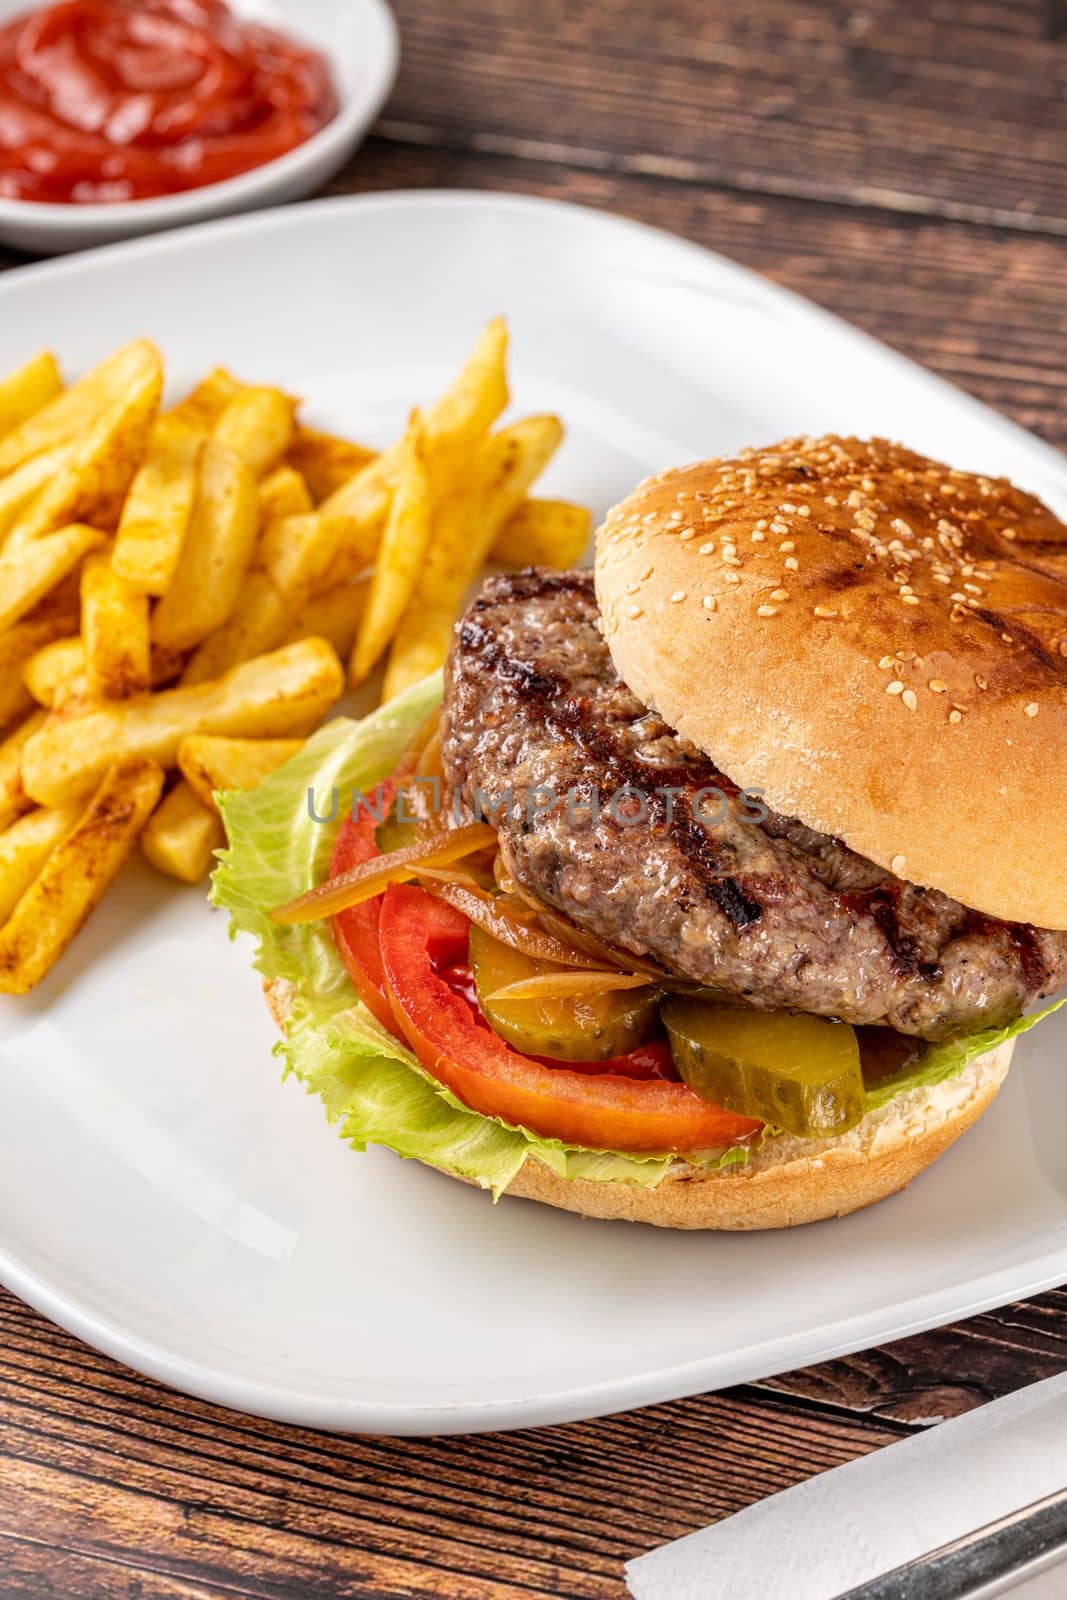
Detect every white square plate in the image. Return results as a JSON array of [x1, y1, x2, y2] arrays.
[[0, 193, 1065, 1435]]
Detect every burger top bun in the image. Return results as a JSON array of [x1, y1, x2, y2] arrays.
[[595, 436, 1067, 930]]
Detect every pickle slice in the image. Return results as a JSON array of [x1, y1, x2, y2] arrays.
[[470, 925, 660, 1061], [661, 998, 865, 1138], [374, 792, 420, 855]]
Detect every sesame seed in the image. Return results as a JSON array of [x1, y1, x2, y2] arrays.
[[639, 565, 653, 581], [626, 603, 643, 619], [948, 709, 962, 724], [878, 656, 894, 670], [779, 540, 796, 553], [625, 582, 640, 595], [784, 556, 799, 571], [669, 590, 687, 603], [890, 854, 906, 875], [702, 595, 716, 610], [723, 553, 741, 567], [796, 504, 811, 517], [699, 541, 715, 555], [1025, 702, 1039, 718], [901, 689, 918, 711], [770, 588, 790, 602], [813, 604, 838, 619], [757, 605, 778, 618], [901, 594, 920, 605], [929, 679, 948, 693], [750, 530, 766, 542], [724, 571, 741, 585], [886, 680, 904, 696]]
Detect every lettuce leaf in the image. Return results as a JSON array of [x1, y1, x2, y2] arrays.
[[863, 1001, 1062, 1113], [213, 678, 1058, 1196]]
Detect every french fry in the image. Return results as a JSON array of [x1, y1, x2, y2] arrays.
[[212, 385, 294, 478], [163, 367, 241, 435], [178, 735, 303, 813], [0, 339, 160, 476], [350, 410, 431, 686], [0, 756, 165, 994], [259, 510, 369, 597], [80, 552, 151, 701], [151, 442, 259, 651], [24, 637, 184, 709], [0, 803, 82, 922], [317, 318, 510, 583], [383, 414, 563, 699], [140, 780, 225, 885], [6, 358, 163, 545], [112, 425, 201, 595], [180, 572, 290, 685], [0, 523, 104, 633], [284, 580, 368, 659], [258, 463, 312, 526], [0, 351, 62, 442], [0, 445, 73, 551], [21, 637, 343, 807], [287, 425, 375, 502], [491, 498, 592, 569], [22, 636, 85, 709], [0, 616, 77, 729], [0, 710, 47, 831]]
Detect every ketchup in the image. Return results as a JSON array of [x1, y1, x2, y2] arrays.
[[0, 0, 338, 204]]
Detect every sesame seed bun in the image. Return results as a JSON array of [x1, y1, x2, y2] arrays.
[[263, 978, 1012, 1230], [595, 437, 1067, 930]]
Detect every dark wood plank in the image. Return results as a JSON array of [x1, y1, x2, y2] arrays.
[[756, 1289, 1067, 1424], [382, 0, 1067, 233]]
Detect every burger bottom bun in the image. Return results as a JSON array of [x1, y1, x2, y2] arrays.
[[263, 979, 1012, 1231], [498, 1042, 1013, 1229]]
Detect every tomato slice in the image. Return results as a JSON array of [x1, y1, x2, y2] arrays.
[[378, 883, 762, 1155], [329, 782, 400, 1037]]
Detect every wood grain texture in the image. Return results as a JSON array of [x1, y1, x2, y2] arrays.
[[381, 0, 1067, 233], [1, 2, 1065, 1595]]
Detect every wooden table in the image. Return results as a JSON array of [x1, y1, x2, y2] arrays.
[[2, 3, 1066, 1595]]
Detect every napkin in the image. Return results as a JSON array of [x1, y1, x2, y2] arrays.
[[625, 1370, 1067, 1600]]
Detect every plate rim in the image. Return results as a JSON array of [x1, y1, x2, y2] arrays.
[[1, 185, 1065, 1435]]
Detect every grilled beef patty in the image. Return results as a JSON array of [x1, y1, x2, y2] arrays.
[[441, 569, 1067, 1040]]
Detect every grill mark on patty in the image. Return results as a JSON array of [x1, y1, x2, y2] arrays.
[[842, 885, 925, 979], [464, 599, 767, 930], [442, 569, 1067, 1037]]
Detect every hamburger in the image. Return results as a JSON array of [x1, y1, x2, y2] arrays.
[[217, 436, 1067, 1229]]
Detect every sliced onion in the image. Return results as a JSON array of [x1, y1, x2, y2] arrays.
[[420, 878, 611, 969], [536, 906, 668, 980], [271, 823, 498, 925], [487, 971, 655, 1002]]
